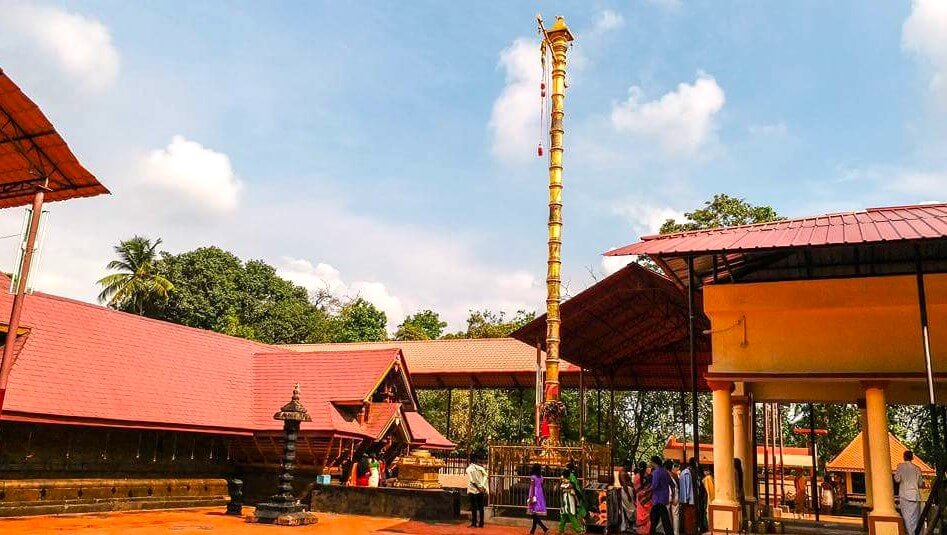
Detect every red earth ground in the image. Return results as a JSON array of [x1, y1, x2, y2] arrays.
[[0, 508, 535, 535]]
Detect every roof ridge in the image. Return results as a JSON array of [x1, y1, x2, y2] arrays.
[[254, 347, 402, 357], [279, 337, 526, 346], [20, 286, 277, 351]]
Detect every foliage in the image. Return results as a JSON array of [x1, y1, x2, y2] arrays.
[[333, 298, 388, 342], [99, 239, 394, 345], [443, 309, 536, 339], [97, 236, 173, 315], [659, 193, 784, 234], [395, 310, 447, 340], [150, 247, 329, 344]]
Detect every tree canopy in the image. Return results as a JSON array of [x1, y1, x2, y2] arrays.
[[395, 310, 447, 340], [96, 236, 173, 315], [659, 193, 784, 234]]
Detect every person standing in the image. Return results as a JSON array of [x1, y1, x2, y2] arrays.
[[793, 470, 808, 518], [559, 469, 585, 534], [895, 450, 922, 534], [634, 462, 653, 534], [368, 455, 380, 487], [619, 462, 636, 533], [678, 458, 697, 535], [466, 454, 488, 528], [650, 456, 674, 535], [527, 463, 549, 535], [665, 460, 680, 535]]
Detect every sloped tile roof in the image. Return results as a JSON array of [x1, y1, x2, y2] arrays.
[[404, 410, 454, 450], [0, 285, 276, 434], [826, 431, 934, 475], [0, 281, 447, 444], [282, 338, 581, 375], [363, 402, 403, 440]]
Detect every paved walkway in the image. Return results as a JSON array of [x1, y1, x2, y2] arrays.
[[0, 508, 531, 535]]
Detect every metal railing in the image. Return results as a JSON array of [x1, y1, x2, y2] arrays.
[[487, 442, 612, 516]]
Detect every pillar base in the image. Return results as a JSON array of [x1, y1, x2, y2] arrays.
[[867, 513, 905, 535], [709, 502, 741, 534]]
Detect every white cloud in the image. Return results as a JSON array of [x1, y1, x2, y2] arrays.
[[277, 257, 406, 329], [0, 3, 119, 93], [612, 202, 687, 235], [489, 38, 542, 164], [611, 72, 725, 155], [833, 164, 947, 204], [139, 136, 243, 215], [903, 0, 947, 101], [592, 10, 625, 34], [601, 254, 631, 276]]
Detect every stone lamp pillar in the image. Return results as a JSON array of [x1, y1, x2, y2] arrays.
[[253, 384, 317, 526]]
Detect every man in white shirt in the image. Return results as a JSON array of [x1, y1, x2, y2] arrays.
[[895, 450, 922, 534], [466, 454, 488, 528]]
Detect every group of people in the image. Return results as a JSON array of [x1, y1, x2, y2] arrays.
[[616, 456, 715, 534], [514, 455, 714, 535]]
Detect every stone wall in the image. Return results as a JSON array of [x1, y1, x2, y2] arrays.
[[310, 485, 460, 521], [0, 422, 233, 516]]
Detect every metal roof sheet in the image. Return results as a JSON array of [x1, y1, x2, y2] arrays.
[[607, 203, 947, 257], [0, 69, 108, 208]]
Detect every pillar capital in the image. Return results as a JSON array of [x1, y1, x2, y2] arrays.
[[707, 379, 735, 392], [861, 380, 890, 390], [732, 394, 750, 407]]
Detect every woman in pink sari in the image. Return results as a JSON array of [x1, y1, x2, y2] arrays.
[[634, 463, 652, 534]]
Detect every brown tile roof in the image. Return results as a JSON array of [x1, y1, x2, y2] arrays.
[[282, 338, 576, 374]]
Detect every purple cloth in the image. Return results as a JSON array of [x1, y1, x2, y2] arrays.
[[527, 474, 547, 515], [651, 466, 672, 505]]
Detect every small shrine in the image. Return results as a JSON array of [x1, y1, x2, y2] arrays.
[[387, 449, 444, 489]]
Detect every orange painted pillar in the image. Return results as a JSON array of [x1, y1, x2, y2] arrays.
[[862, 382, 902, 535], [709, 380, 740, 533]]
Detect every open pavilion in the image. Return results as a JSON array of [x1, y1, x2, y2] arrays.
[[0, 68, 110, 414], [605, 202, 947, 534]]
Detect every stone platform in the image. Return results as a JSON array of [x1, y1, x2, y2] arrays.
[[310, 485, 460, 521]]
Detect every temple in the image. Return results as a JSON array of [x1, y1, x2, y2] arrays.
[[0, 278, 451, 515]]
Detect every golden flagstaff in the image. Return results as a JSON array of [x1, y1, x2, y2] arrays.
[[539, 15, 573, 446]]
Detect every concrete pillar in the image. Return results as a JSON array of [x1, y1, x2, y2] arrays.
[[709, 380, 740, 533], [733, 395, 753, 500], [857, 399, 873, 510], [862, 382, 903, 535]]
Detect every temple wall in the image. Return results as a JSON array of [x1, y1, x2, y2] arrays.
[[705, 274, 947, 374], [0, 422, 232, 516]]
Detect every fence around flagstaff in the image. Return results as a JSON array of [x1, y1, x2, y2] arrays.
[[487, 442, 612, 517]]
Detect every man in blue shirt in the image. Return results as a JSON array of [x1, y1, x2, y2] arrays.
[[678, 457, 698, 534], [650, 455, 674, 535]]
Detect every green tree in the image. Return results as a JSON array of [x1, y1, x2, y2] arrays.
[[659, 193, 784, 234], [395, 310, 447, 340], [334, 298, 387, 342], [151, 246, 331, 344], [97, 236, 173, 315], [443, 309, 537, 339]]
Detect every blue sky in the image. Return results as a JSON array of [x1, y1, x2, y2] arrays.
[[0, 1, 945, 330]]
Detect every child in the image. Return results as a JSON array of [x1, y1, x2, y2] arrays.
[[559, 469, 585, 534], [527, 463, 549, 534]]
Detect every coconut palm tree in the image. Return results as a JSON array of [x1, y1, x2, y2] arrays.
[[97, 236, 173, 315]]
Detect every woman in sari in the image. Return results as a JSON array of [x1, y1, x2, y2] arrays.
[[618, 462, 636, 533], [527, 463, 549, 535], [634, 462, 652, 534]]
